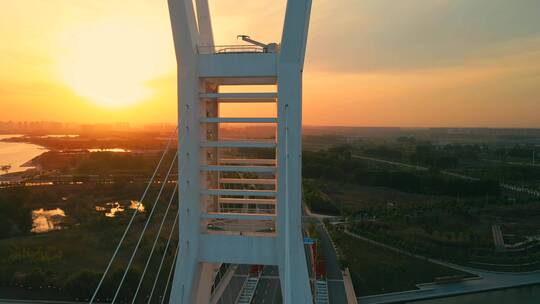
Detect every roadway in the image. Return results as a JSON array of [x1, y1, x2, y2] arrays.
[[314, 220, 348, 304], [224, 208, 348, 304], [252, 267, 281, 304], [250, 221, 348, 304], [303, 204, 349, 304], [216, 265, 248, 304]]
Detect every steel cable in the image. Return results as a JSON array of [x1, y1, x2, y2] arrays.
[[111, 150, 178, 303], [89, 128, 177, 304], [147, 211, 179, 304], [130, 183, 178, 303]]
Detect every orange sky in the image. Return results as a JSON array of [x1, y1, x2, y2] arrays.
[[1, 0, 540, 127]]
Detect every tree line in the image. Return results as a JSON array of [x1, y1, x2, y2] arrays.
[[303, 145, 500, 197]]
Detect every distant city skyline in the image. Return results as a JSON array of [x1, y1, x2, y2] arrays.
[[1, 0, 540, 127], [3, 120, 540, 133]]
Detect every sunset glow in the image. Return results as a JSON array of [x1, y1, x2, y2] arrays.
[[1, 0, 540, 127], [58, 22, 155, 108], [52, 11, 176, 108]]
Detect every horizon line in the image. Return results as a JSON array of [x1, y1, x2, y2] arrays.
[[1, 120, 540, 130]]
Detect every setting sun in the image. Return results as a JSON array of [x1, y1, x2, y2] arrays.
[[56, 18, 173, 108]]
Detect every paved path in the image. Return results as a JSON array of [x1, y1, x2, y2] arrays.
[[303, 205, 340, 220], [352, 155, 427, 171]]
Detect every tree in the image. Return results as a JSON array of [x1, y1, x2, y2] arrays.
[[64, 270, 101, 299], [0, 194, 32, 238]]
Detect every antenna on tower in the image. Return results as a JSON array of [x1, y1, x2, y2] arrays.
[[237, 35, 279, 53]]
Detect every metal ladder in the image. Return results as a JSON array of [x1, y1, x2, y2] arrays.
[[236, 275, 260, 304], [314, 280, 329, 304]]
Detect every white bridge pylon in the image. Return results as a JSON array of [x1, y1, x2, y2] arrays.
[[167, 0, 313, 303]]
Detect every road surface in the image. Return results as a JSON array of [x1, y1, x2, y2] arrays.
[[315, 221, 347, 304], [252, 266, 281, 304]]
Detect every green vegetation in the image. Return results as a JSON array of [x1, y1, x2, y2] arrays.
[[303, 142, 540, 272], [303, 145, 500, 198], [1, 130, 538, 300], [6, 133, 168, 151], [0, 183, 177, 302], [303, 181, 340, 215], [495, 144, 538, 160], [64, 270, 101, 299], [33, 150, 176, 175], [326, 225, 469, 296], [0, 191, 33, 239], [356, 140, 540, 188]]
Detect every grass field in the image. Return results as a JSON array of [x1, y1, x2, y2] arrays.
[[329, 229, 471, 296], [0, 183, 178, 302]]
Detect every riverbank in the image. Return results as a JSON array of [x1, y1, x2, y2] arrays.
[[0, 137, 48, 176]]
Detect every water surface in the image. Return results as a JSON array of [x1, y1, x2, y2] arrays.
[[31, 208, 66, 233], [95, 200, 144, 217], [0, 134, 47, 175]]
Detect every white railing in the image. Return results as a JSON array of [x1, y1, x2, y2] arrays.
[[198, 44, 266, 54]]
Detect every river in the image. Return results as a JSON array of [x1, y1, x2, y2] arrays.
[[413, 284, 540, 304], [0, 134, 48, 175]]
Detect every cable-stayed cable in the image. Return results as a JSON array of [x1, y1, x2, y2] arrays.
[[89, 129, 177, 304], [160, 241, 179, 304], [130, 183, 178, 304], [111, 150, 178, 303], [147, 212, 179, 304]]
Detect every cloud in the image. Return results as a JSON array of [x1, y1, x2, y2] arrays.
[[306, 0, 540, 72], [302, 46, 540, 127]]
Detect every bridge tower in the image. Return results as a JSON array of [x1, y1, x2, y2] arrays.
[[168, 0, 312, 303]]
